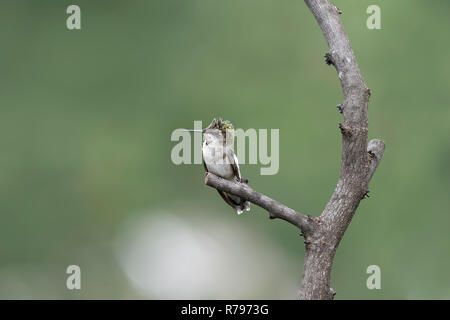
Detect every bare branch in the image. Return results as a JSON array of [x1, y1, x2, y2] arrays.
[[199, 0, 385, 300], [298, 0, 386, 300], [205, 173, 316, 236]]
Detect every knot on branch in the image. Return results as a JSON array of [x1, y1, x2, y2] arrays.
[[361, 190, 370, 200], [332, 4, 342, 15], [324, 52, 335, 66], [338, 123, 352, 137], [338, 123, 370, 137], [330, 287, 337, 297], [365, 88, 372, 102]]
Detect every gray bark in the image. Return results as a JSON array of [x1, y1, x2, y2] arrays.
[[204, 0, 385, 300]]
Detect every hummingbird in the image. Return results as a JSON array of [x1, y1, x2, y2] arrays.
[[185, 118, 250, 214]]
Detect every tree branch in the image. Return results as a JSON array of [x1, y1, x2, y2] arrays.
[[205, 173, 316, 236], [299, 0, 385, 299], [202, 0, 385, 300]]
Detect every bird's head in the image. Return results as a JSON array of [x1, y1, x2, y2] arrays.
[[205, 118, 234, 146]]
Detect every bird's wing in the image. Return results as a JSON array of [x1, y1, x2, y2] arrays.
[[217, 190, 242, 214], [217, 190, 239, 206], [227, 150, 241, 181]]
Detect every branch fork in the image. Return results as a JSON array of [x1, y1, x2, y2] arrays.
[[203, 0, 385, 300]]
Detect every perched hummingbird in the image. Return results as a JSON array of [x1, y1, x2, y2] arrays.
[[185, 118, 250, 214]]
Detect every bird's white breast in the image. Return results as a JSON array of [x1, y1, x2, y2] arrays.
[[203, 140, 234, 179]]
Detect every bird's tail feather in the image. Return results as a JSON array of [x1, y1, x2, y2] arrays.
[[217, 190, 250, 214]]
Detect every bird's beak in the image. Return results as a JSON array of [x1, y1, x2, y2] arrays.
[[182, 129, 205, 133]]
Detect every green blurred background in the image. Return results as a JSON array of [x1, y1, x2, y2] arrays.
[[1, 0, 449, 299]]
